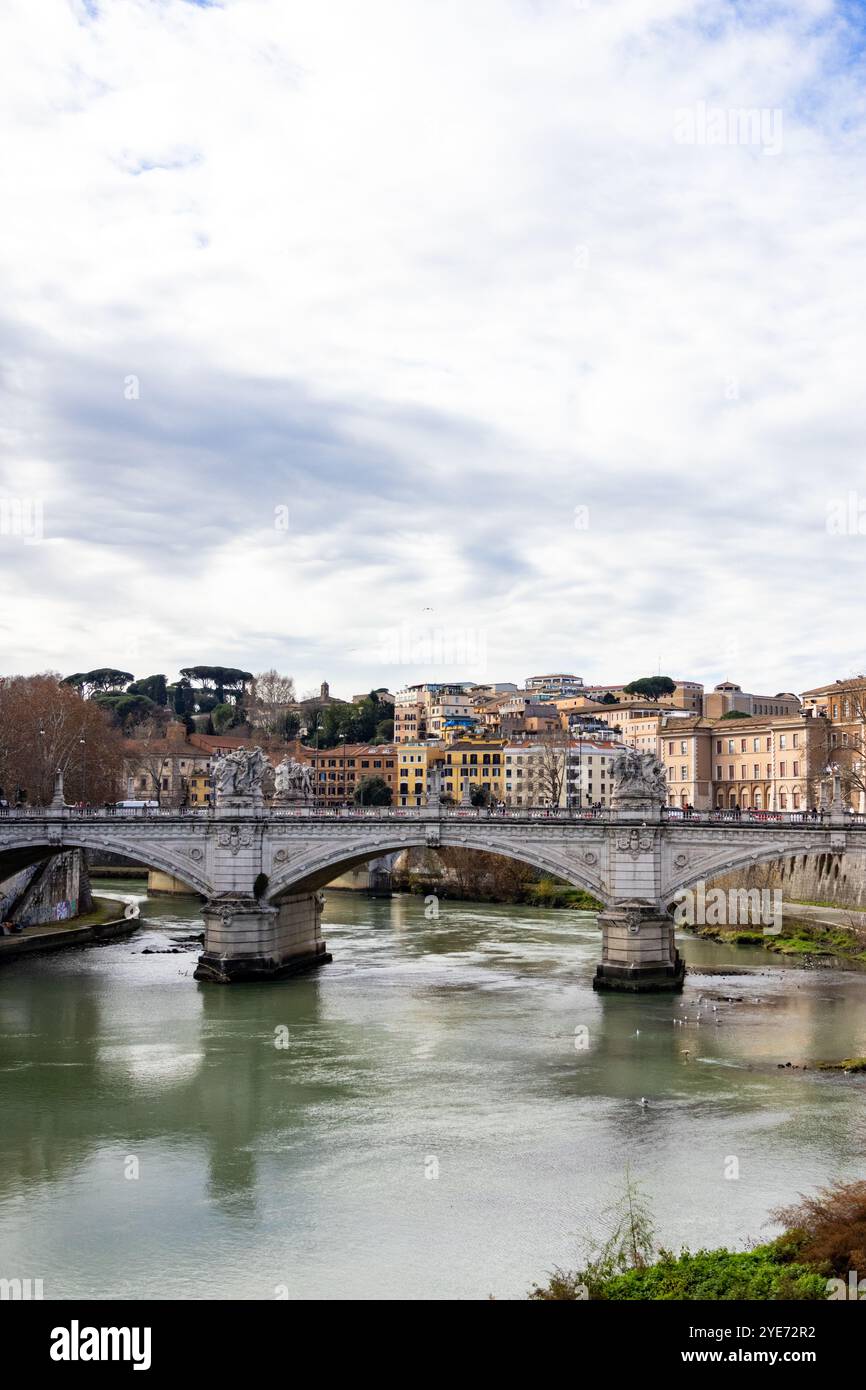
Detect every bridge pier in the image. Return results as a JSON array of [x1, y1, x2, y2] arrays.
[[194, 892, 332, 984], [593, 900, 685, 994]]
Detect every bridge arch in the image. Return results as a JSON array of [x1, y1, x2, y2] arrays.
[[662, 836, 833, 907], [265, 829, 610, 906], [0, 830, 210, 898]]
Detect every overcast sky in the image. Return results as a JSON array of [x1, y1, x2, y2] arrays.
[[1, 0, 865, 699]]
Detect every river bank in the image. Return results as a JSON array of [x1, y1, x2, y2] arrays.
[[688, 910, 866, 967], [0, 895, 139, 961]]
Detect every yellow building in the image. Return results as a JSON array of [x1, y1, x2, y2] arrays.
[[397, 739, 507, 804], [397, 742, 437, 806], [187, 771, 214, 806], [443, 741, 505, 803]]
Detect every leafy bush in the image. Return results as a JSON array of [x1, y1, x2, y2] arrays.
[[212, 702, 237, 733], [525, 879, 601, 909], [596, 1247, 826, 1301], [528, 1170, 858, 1300]]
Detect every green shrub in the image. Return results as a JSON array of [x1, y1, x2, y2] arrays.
[[531, 1246, 827, 1301], [528, 1169, 848, 1301], [524, 879, 601, 910], [597, 1247, 827, 1301]]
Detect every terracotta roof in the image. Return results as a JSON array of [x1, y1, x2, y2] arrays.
[[800, 679, 866, 697], [708, 712, 810, 730], [306, 744, 397, 758]]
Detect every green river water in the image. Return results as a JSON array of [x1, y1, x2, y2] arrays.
[[0, 880, 864, 1300]]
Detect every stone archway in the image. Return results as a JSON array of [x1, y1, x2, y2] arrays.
[[0, 830, 210, 899], [264, 831, 609, 907]]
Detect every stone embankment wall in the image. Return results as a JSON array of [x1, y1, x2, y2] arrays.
[[0, 850, 93, 926], [327, 853, 398, 893], [708, 849, 866, 909]]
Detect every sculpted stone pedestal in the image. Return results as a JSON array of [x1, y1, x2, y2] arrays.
[[195, 892, 331, 984], [593, 899, 685, 994]]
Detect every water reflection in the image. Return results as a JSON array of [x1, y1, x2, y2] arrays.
[[0, 880, 864, 1299]]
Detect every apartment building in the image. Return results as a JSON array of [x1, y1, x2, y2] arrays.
[[565, 739, 622, 809], [799, 678, 866, 810], [708, 714, 822, 812], [659, 716, 713, 810], [503, 738, 623, 808], [395, 739, 506, 805], [500, 702, 562, 741], [397, 742, 439, 806], [583, 702, 683, 752], [305, 744, 398, 804], [525, 673, 585, 698], [186, 771, 214, 807], [122, 724, 270, 806], [442, 741, 505, 803], [393, 683, 476, 742], [573, 680, 704, 712], [503, 743, 551, 806], [703, 681, 801, 720]]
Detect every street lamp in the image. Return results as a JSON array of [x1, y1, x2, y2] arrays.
[[80, 734, 87, 806]]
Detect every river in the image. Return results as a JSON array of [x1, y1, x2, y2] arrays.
[[1, 881, 864, 1300]]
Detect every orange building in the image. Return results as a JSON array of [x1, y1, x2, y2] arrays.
[[304, 744, 398, 804]]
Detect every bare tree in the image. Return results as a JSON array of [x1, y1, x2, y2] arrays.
[[827, 684, 866, 810], [806, 682, 866, 811], [537, 726, 569, 807], [0, 674, 123, 806]]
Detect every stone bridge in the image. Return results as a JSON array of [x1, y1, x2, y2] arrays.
[[0, 800, 860, 990]]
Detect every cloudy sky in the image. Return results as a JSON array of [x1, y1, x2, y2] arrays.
[[1, 0, 865, 699]]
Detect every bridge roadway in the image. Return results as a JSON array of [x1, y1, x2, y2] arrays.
[[0, 805, 861, 989]]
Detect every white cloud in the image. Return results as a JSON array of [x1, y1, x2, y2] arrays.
[[1, 0, 865, 695]]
